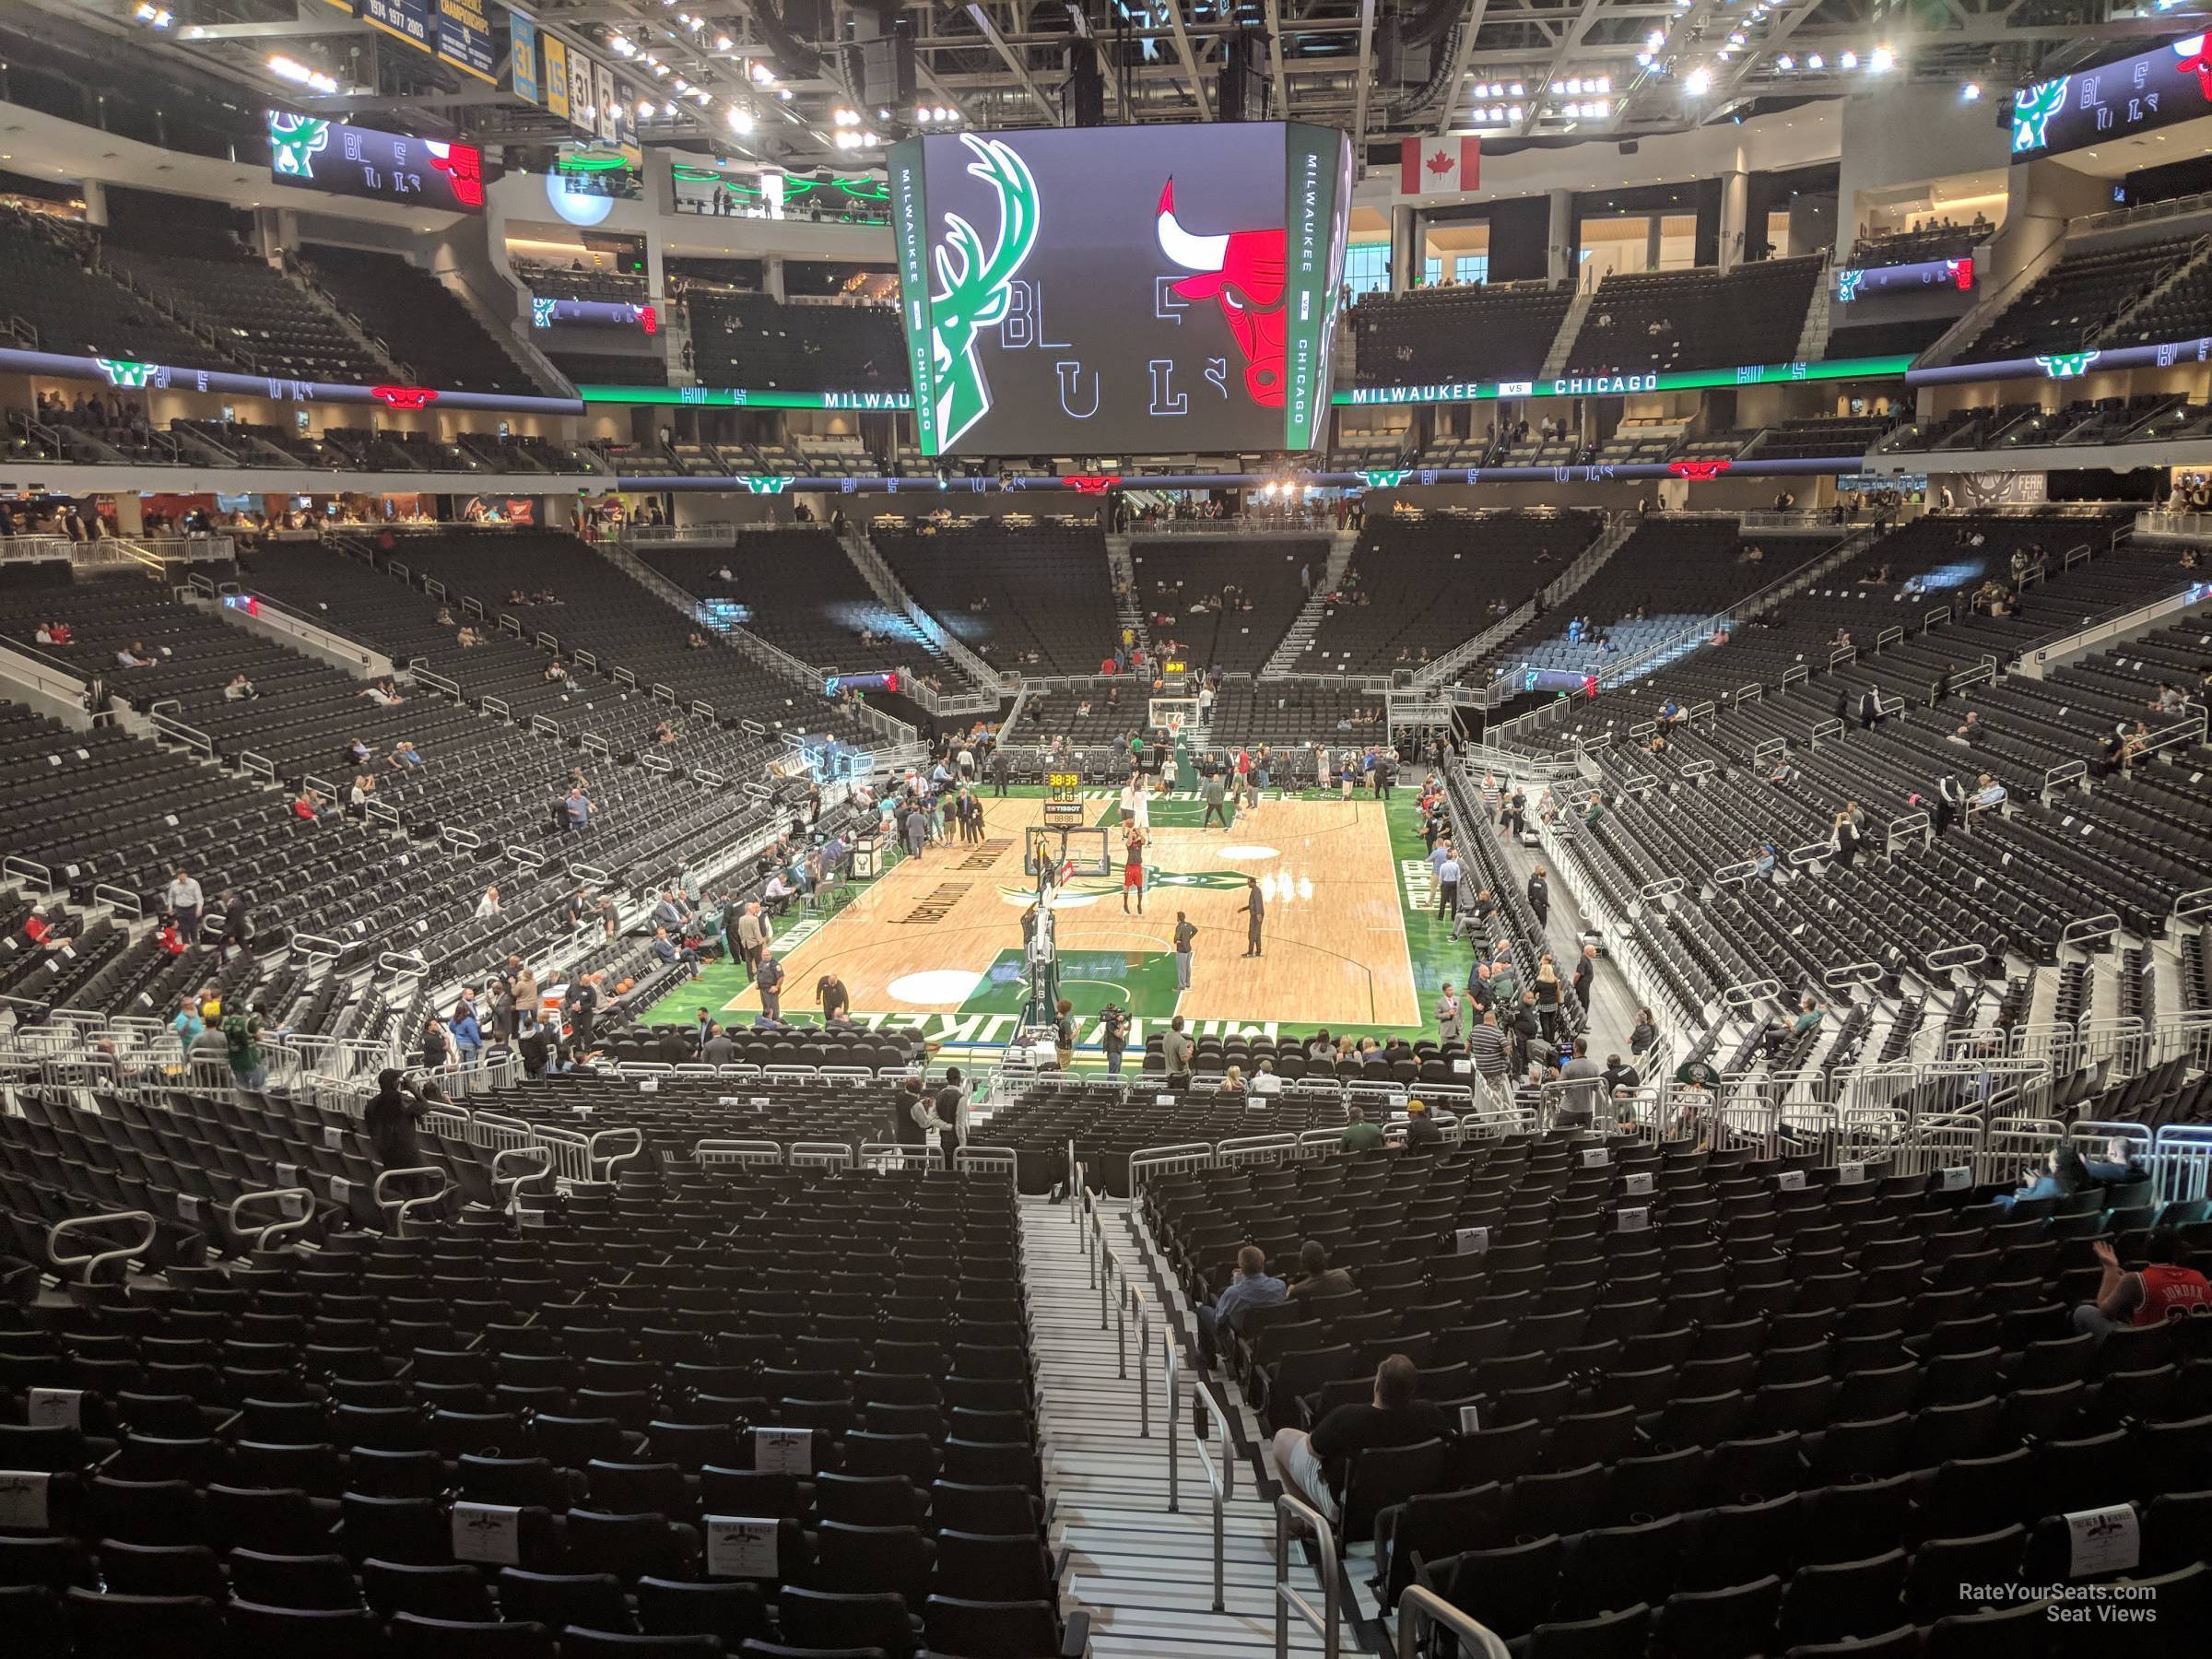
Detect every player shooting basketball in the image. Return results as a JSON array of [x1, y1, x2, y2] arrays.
[[1122, 825, 1147, 915]]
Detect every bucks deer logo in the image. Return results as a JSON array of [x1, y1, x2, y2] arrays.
[[928, 134, 1040, 448], [2012, 76, 2067, 153], [268, 111, 332, 178]]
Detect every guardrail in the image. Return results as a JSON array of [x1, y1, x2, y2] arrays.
[[1274, 1492, 1340, 1659], [1395, 1586, 1512, 1659]]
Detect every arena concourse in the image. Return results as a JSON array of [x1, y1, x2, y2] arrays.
[[3, 5, 2211, 1656]]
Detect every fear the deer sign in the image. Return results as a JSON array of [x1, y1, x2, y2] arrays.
[[927, 134, 1041, 450]]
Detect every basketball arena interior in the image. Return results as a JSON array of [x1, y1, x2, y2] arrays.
[[4, 2, 2212, 1654]]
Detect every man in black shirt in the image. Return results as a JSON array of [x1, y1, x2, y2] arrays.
[[756, 952, 784, 1021], [364, 1068, 427, 1171], [931, 1066, 965, 1167], [1271, 1354, 1449, 1527]]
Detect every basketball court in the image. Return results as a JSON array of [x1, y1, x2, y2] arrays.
[[654, 786, 1445, 1060]]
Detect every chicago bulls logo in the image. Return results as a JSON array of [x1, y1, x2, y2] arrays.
[[1157, 180, 1288, 409], [1669, 458, 1732, 481], [425, 140, 485, 209], [1064, 475, 1121, 494], [371, 386, 440, 410]]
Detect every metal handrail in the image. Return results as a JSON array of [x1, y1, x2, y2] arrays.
[[1174, 1375, 1234, 1613], [1274, 1492, 1341, 1659], [48, 1211, 157, 1285], [226, 1187, 318, 1251], [1395, 1585, 1512, 1659]]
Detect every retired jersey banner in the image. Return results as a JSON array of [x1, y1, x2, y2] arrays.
[[568, 42, 595, 134], [506, 6, 540, 105], [542, 30, 570, 119], [594, 61, 618, 143]]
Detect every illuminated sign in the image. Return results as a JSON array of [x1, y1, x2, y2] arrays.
[[266, 111, 483, 214], [1836, 257, 1974, 300], [2013, 37, 2212, 161], [1335, 355, 1917, 405], [579, 384, 913, 411], [0, 345, 582, 415], [826, 671, 901, 696], [532, 298, 657, 333], [546, 169, 616, 227]]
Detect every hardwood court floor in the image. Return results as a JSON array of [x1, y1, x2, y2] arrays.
[[713, 793, 1420, 1032]]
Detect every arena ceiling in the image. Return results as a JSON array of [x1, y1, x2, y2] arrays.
[[13, 0, 2203, 173]]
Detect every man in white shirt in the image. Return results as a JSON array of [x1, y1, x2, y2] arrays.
[[1973, 775, 2007, 809], [165, 872, 203, 944]]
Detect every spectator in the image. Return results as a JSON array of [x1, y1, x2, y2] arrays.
[[1556, 1037, 1605, 1127], [1288, 1241, 1354, 1301], [1403, 1098, 1443, 1148], [1195, 1243, 1285, 1367], [1339, 1103, 1384, 1152], [165, 870, 203, 943], [756, 952, 785, 1020], [476, 884, 502, 918], [1271, 1355, 1450, 1529], [364, 1068, 429, 1172], [1162, 1014, 1194, 1085], [222, 1006, 268, 1093], [223, 673, 259, 701], [652, 926, 700, 977], [929, 1066, 966, 1166], [1630, 1006, 1658, 1055], [2074, 1230, 2209, 1342]]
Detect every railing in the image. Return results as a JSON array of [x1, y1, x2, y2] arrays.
[[1273, 1493, 1340, 1659], [1173, 1376, 1234, 1614], [2021, 581, 2211, 677], [623, 523, 735, 546], [1128, 516, 1336, 537], [2134, 509, 2212, 541], [0, 535, 78, 565], [1395, 1586, 1513, 1659]]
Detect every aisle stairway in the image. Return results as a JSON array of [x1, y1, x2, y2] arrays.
[[1259, 532, 1359, 676], [1022, 1194, 1335, 1655]]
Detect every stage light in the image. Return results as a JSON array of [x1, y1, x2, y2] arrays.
[[1564, 77, 1582, 94], [1777, 53, 1794, 70], [1728, 31, 1746, 46], [1806, 53, 1824, 68], [663, 101, 677, 117], [1637, 52, 1653, 66], [715, 34, 733, 52], [1510, 81, 1525, 96], [1686, 65, 1712, 94], [1646, 29, 1665, 50], [1592, 76, 1609, 92], [1869, 46, 1894, 73], [1509, 103, 1523, 120], [637, 99, 654, 116], [833, 107, 859, 125], [1841, 50, 1858, 69], [1961, 81, 1982, 101], [726, 107, 755, 133]]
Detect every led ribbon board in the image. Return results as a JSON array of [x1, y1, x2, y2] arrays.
[[579, 385, 913, 410], [0, 346, 582, 415], [2013, 36, 2212, 161], [266, 110, 484, 214], [886, 122, 1353, 456], [1336, 355, 1919, 406]]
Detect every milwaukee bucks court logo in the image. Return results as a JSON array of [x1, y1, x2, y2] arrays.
[[267, 112, 332, 179], [929, 134, 1039, 449]]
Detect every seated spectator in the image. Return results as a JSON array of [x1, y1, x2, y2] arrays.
[[1194, 1243, 1285, 1367], [223, 673, 259, 700], [390, 741, 424, 768], [291, 790, 323, 821], [1403, 1098, 1442, 1147], [1288, 1240, 1354, 1301], [1338, 1103, 1383, 1152], [762, 871, 797, 915], [1271, 1355, 1451, 1529], [652, 927, 701, 976], [1972, 772, 2007, 809], [2074, 1230, 2209, 1342], [116, 640, 155, 668]]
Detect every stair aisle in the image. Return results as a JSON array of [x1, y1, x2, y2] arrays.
[[1021, 1194, 1335, 1656]]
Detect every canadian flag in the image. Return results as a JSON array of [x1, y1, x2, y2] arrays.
[[1401, 135, 1480, 196]]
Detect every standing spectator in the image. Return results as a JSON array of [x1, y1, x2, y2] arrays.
[[1526, 865, 1549, 929], [1053, 998, 1077, 1069], [1435, 982, 1465, 1043], [1173, 911, 1197, 990], [213, 888, 251, 959], [1467, 1009, 1512, 1089], [166, 870, 204, 944], [223, 1006, 268, 1093], [1435, 846, 1462, 920], [1240, 877, 1265, 959], [365, 1069, 429, 1173], [930, 1066, 967, 1167], [1630, 1006, 1658, 1056], [1161, 1014, 1194, 1086], [1572, 944, 1596, 1012], [1201, 769, 1230, 830], [1556, 1037, 1605, 1127], [563, 785, 592, 832], [756, 951, 785, 1021], [735, 900, 768, 982]]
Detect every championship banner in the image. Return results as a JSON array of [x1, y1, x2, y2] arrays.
[[436, 0, 497, 83], [507, 6, 540, 105], [542, 30, 570, 120], [345, 0, 435, 56]]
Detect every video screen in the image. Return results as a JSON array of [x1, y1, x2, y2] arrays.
[[888, 122, 1352, 456], [265, 111, 485, 215]]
